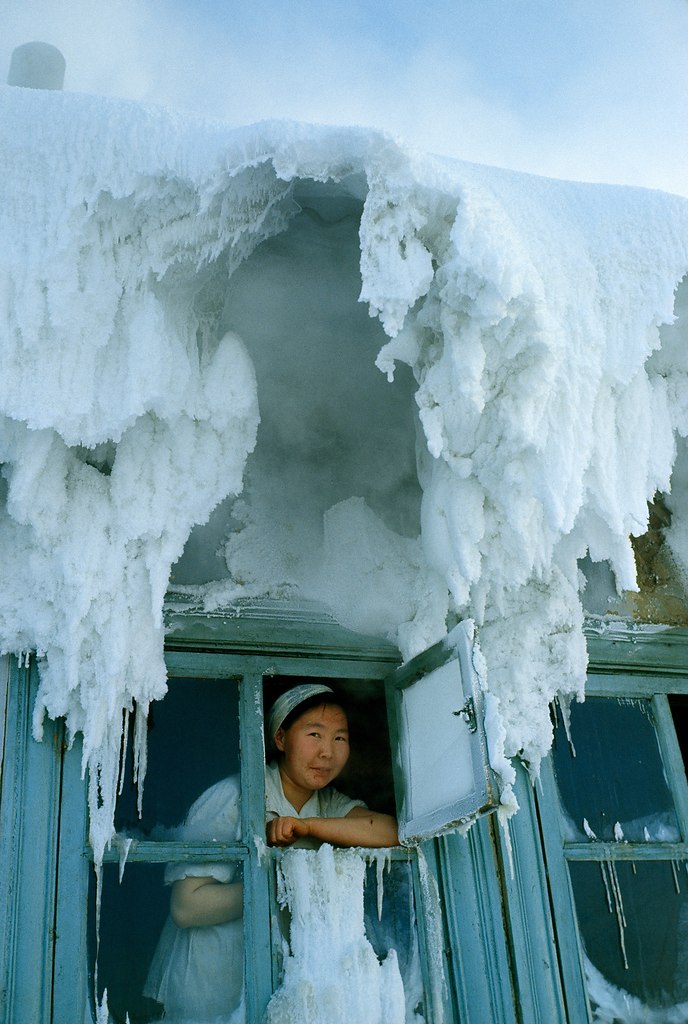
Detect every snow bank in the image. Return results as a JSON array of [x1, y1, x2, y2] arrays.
[[2, 85, 688, 854]]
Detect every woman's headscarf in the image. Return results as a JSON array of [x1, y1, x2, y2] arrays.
[[267, 683, 334, 743]]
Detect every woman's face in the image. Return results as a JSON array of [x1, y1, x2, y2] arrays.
[[275, 703, 350, 797]]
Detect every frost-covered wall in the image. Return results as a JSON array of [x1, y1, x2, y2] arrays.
[[2, 85, 688, 856]]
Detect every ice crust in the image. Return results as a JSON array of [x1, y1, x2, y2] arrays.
[[3, 86, 688, 856], [267, 846, 411, 1024]]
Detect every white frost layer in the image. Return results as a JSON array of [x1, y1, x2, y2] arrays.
[[3, 87, 688, 853], [266, 846, 408, 1024], [585, 957, 688, 1023]]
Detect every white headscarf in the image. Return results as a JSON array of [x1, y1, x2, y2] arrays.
[[267, 683, 335, 743]]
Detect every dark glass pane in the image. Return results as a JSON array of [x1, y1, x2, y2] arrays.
[[669, 694, 688, 774], [90, 863, 168, 1023], [115, 677, 241, 836], [552, 697, 680, 842], [91, 861, 245, 1024], [571, 860, 688, 1011]]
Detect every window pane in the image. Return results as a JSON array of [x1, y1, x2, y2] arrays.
[[91, 861, 245, 1023], [570, 860, 688, 1013], [363, 860, 426, 1021], [552, 697, 680, 842], [90, 864, 168, 1023], [115, 677, 241, 836], [669, 694, 688, 774]]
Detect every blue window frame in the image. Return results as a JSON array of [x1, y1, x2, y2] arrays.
[[537, 625, 688, 1023], [39, 608, 478, 1023]]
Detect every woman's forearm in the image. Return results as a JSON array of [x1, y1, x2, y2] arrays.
[[267, 809, 399, 848], [308, 811, 399, 847], [170, 875, 243, 929]]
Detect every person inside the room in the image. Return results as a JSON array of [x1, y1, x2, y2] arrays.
[[143, 682, 398, 1021]]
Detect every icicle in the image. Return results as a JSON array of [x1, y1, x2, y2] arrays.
[[586, 817, 628, 966], [496, 803, 516, 880], [609, 863, 627, 930], [671, 861, 682, 894], [114, 834, 133, 883], [133, 700, 149, 819], [599, 860, 614, 913], [375, 851, 388, 922], [557, 695, 576, 757], [117, 706, 130, 797], [94, 860, 104, 1018], [417, 847, 448, 1017], [95, 988, 109, 1024], [364, 848, 392, 922], [608, 861, 628, 970], [265, 846, 406, 1024]]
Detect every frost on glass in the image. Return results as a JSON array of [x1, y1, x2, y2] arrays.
[[268, 847, 428, 1024], [552, 697, 680, 842]]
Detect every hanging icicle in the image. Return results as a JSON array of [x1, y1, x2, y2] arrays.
[[671, 860, 682, 895], [117, 706, 129, 798], [584, 818, 629, 970], [133, 699, 149, 819]]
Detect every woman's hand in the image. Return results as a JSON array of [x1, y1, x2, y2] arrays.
[[266, 815, 312, 846]]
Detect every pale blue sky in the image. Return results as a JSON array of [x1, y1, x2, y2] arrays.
[[3, 0, 688, 195]]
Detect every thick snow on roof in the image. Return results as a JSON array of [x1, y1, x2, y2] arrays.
[[2, 85, 688, 858]]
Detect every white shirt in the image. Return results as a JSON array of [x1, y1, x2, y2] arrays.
[[144, 767, 364, 1021]]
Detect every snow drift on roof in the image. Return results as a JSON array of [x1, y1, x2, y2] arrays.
[[2, 86, 688, 857]]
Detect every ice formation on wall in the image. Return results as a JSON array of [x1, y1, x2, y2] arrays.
[[2, 85, 688, 854]]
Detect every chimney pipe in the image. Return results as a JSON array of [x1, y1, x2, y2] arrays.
[[7, 42, 65, 90]]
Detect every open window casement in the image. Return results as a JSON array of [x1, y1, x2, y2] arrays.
[[386, 620, 500, 846]]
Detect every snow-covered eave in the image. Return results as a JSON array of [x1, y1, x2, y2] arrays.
[[163, 595, 402, 662], [163, 594, 688, 676], [584, 615, 688, 676], [4, 84, 688, 860]]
